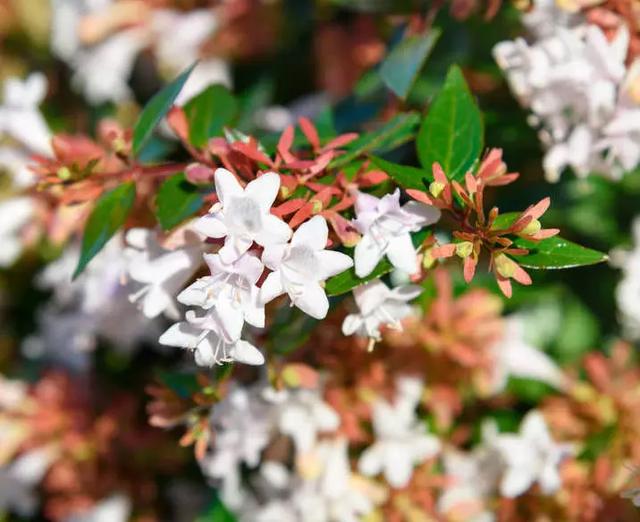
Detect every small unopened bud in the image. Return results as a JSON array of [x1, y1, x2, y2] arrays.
[[311, 199, 323, 213], [57, 166, 72, 180], [112, 136, 127, 154], [279, 186, 290, 199], [520, 219, 541, 236], [455, 241, 474, 259], [429, 181, 445, 198], [494, 253, 517, 279], [422, 248, 436, 269]]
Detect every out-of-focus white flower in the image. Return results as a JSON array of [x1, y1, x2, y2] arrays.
[[490, 316, 566, 393], [125, 227, 203, 319], [196, 169, 292, 263], [342, 279, 422, 343], [0, 447, 55, 517], [71, 27, 147, 105], [494, 4, 640, 181], [352, 189, 440, 277], [358, 378, 440, 488], [273, 388, 340, 453], [0, 197, 34, 267], [159, 310, 265, 366], [261, 215, 353, 319], [201, 384, 274, 509], [0, 73, 51, 156], [66, 494, 131, 522], [493, 410, 573, 497], [178, 251, 265, 341], [614, 217, 640, 340], [437, 422, 502, 521]]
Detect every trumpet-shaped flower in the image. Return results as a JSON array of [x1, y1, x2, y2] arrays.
[[260, 216, 353, 319], [358, 379, 440, 488], [178, 252, 265, 342], [493, 410, 573, 497], [196, 169, 292, 263], [342, 279, 422, 342], [159, 310, 264, 366], [352, 189, 440, 277], [125, 228, 203, 319]]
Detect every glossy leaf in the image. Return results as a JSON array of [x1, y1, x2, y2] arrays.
[[156, 173, 204, 231], [132, 63, 196, 155], [417, 65, 483, 180], [330, 112, 420, 170], [325, 229, 429, 296], [513, 236, 608, 269], [184, 84, 238, 148], [380, 29, 441, 99], [73, 182, 136, 278], [370, 155, 429, 190]]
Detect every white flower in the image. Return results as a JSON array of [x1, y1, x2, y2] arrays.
[[352, 189, 440, 277], [196, 169, 292, 263], [178, 252, 265, 341], [0, 197, 33, 267], [0, 73, 51, 156], [342, 279, 422, 343], [490, 316, 566, 393], [125, 227, 203, 319], [358, 378, 440, 488], [66, 494, 131, 522], [201, 384, 275, 509], [273, 388, 340, 453], [613, 217, 640, 340], [0, 447, 55, 517], [159, 310, 264, 366], [494, 410, 573, 498], [494, 14, 640, 180], [260, 215, 353, 319]]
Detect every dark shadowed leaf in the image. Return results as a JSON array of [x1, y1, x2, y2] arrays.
[[156, 173, 204, 230], [380, 29, 441, 99], [74, 181, 136, 278], [132, 63, 196, 155]]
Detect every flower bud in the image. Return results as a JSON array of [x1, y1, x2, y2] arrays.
[[455, 241, 474, 259], [57, 166, 72, 180], [422, 248, 436, 269], [519, 218, 541, 236], [494, 253, 517, 279], [429, 181, 445, 199]]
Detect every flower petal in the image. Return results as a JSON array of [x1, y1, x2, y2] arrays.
[[293, 282, 329, 319], [316, 250, 353, 280], [214, 168, 243, 206], [291, 215, 328, 250], [260, 271, 285, 304], [354, 233, 385, 278], [194, 213, 227, 238], [159, 322, 201, 348], [255, 214, 292, 248], [244, 171, 280, 213], [229, 339, 265, 365], [387, 233, 419, 275]]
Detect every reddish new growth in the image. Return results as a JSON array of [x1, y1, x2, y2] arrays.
[[408, 148, 559, 297]]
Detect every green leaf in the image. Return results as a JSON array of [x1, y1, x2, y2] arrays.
[[132, 63, 196, 156], [155, 173, 204, 231], [73, 182, 136, 278], [325, 229, 429, 296], [380, 29, 441, 100], [370, 155, 429, 190], [195, 496, 237, 522], [330, 112, 420, 170], [184, 84, 238, 148], [514, 236, 608, 269], [416, 64, 483, 180]]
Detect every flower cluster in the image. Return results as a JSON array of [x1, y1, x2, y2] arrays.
[[494, 0, 640, 181]]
